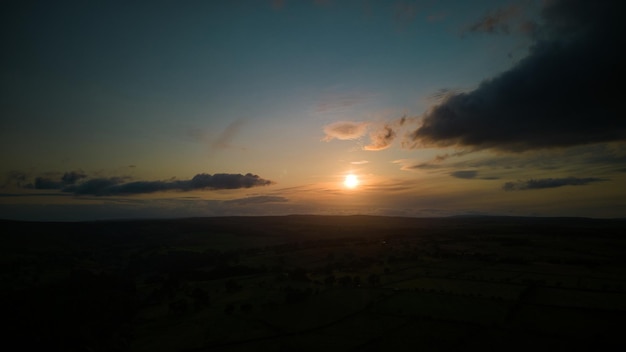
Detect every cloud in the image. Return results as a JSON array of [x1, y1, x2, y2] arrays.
[[322, 121, 368, 141], [450, 170, 477, 179], [62, 177, 129, 195], [351, 160, 369, 165], [2, 171, 27, 188], [502, 177, 606, 191], [224, 195, 288, 206], [362, 115, 410, 151], [426, 88, 467, 104], [433, 150, 472, 163], [28, 170, 88, 190], [190, 173, 271, 190], [0, 192, 72, 197], [406, 0, 624, 151], [34, 177, 64, 190], [364, 125, 396, 151], [9, 170, 273, 196], [61, 171, 87, 184], [398, 150, 472, 171], [64, 173, 273, 196]]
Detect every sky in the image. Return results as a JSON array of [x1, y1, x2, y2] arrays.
[[1, 0, 625, 221]]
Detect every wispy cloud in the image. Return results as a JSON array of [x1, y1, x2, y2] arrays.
[[324, 115, 409, 151], [224, 195, 288, 206], [463, 2, 527, 35], [315, 92, 372, 114], [322, 121, 369, 141], [502, 177, 607, 191], [212, 119, 245, 150], [364, 125, 396, 151], [450, 170, 477, 179]]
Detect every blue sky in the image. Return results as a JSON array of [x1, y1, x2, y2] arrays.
[[2, 0, 625, 220]]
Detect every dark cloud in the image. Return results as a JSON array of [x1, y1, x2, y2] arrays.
[[10, 170, 273, 196], [408, 0, 624, 151], [2, 171, 28, 188], [502, 177, 606, 191], [64, 173, 273, 196], [30, 170, 87, 190], [399, 144, 626, 184], [61, 171, 87, 185], [450, 170, 477, 179], [64, 177, 128, 195], [0, 192, 72, 197], [34, 177, 64, 190], [190, 173, 271, 190]]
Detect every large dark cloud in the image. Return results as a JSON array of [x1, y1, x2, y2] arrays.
[[408, 0, 624, 151], [34, 177, 64, 190], [11, 171, 273, 196], [65, 173, 273, 196], [29, 170, 87, 190], [502, 177, 606, 191]]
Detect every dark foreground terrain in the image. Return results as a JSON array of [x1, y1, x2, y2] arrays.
[[2, 215, 626, 351]]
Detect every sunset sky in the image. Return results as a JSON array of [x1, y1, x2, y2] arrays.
[[1, 0, 624, 221]]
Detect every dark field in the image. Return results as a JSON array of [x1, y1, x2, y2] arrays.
[[2, 215, 626, 351]]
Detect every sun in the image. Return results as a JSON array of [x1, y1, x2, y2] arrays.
[[344, 174, 359, 189]]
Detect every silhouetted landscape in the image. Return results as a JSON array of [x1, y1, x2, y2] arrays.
[[3, 215, 626, 351]]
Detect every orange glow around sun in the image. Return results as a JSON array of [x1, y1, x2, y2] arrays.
[[344, 174, 359, 189]]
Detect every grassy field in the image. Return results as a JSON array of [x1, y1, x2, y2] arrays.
[[2, 215, 626, 351]]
